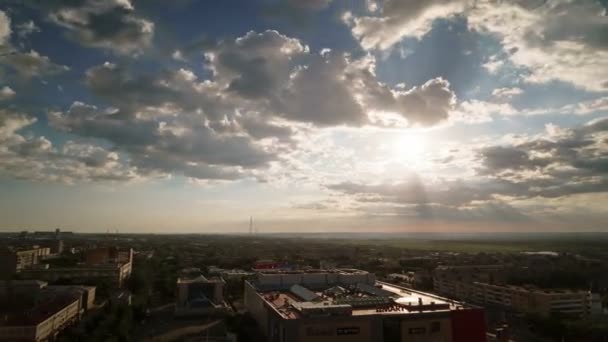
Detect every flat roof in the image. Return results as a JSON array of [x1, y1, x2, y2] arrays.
[[255, 268, 370, 275], [255, 281, 467, 320]]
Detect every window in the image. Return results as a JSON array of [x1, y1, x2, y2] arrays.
[[409, 327, 426, 334]]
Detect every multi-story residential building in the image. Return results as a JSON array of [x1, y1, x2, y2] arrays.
[[19, 247, 133, 288], [0, 246, 51, 276], [471, 282, 600, 317], [433, 265, 601, 317], [0, 281, 96, 341], [245, 269, 487, 342]]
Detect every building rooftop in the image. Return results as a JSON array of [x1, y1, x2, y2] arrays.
[[472, 281, 590, 294], [0, 288, 82, 326], [253, 280, 467, 320], [177, 275, 225, 284]]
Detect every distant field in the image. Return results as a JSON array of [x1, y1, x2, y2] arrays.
[[321, 237, 608, 254]]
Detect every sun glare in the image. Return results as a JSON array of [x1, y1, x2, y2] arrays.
[[390, 133, 428, 164]]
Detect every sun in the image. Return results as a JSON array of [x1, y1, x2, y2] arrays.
[[389, 133, 428, 164]]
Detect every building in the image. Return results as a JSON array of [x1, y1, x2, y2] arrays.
[[19, 247, 133, 288], [433, 265, 600, 317], [244, 269, 486, 342], [20, 262, 132, 288], [433, 265, 506, 300], [388, 271, 432, 290], [0, 246, 50, 276], [175, 275, 229, 316], [84, 247, 133, 265], [471, 282, 600, 317], [0, 281, 96, 341], [208, 266, 255, 280]]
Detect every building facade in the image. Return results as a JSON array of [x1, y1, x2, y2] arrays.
[[434, 266, 600, 317], [18, 247, 133, 288], [0, 281, 96, 341]]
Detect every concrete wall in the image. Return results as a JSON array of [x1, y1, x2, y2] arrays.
[[296, 318, 373, 342], [244, 281, 269, 336], [400, 317, 452, 342], [0, 326, 37, 341], [36, 298, 80, 341]]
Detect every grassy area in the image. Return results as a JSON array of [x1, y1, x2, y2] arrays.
[[320, 237, 608, 254]]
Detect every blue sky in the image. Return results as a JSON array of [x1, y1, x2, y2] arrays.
[[1, 0, 608, 233]]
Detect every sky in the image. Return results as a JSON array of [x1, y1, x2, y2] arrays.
[[1, 0, 608, 233]]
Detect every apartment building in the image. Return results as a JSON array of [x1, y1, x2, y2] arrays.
[[0, 246, 50, 276], [433, 265, 600, 317], [19, 247, 133, 288], [0, 281, 96, 341]]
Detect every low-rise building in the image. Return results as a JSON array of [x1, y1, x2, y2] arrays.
[[245, 269, 486, 342]]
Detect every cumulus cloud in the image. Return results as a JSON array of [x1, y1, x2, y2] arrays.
[[477, 117, 608, 198], [0, 109, 135, 183], [94, 30, 458, 129], [207, 30, 308, 100], [16, 20, 40, 38], [49, 100, 275, 181], [0, 86, 15, 100], [344, 0, 608, 91], [33, 0, 154, 55], [1, 50, 69, 79], [0, 11, 68, 81], [206, 32, 458, 127], [3, 29, 461, 183], [468, 0, 608, 91], [344, 0, 466, 50]]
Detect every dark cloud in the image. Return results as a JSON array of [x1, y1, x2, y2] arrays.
[[49, 101, 276, 180], [1, 50, 69, 79], [28, 0, 153, 55], [0, 109, 135, 183], [208, 30, 308, 100], [477, 117, 608, 198]]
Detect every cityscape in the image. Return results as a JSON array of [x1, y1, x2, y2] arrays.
[[1, 231, 608, 341], [2, 0, 608, 341]]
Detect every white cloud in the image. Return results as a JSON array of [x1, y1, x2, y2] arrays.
[[0, 10, 10, 48], [0, 108, 137, 183], [344, 0, 608, 91], [0, 86, 15, 100], [492, 87, 523, 101], [16, 20, 40, 38], [345, 0, 466, 50], [468, 0, 608, 91]]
